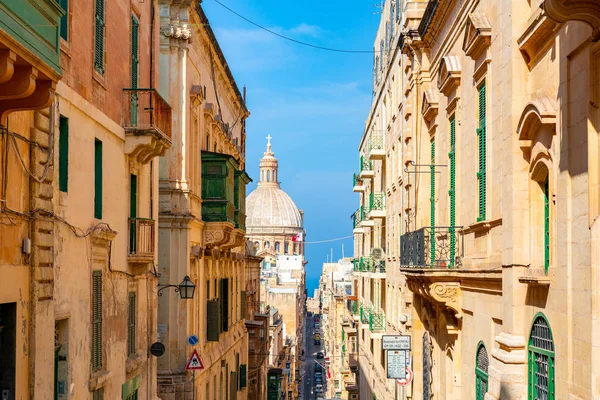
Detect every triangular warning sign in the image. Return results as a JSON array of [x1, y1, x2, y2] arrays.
[[185, 349, 204, 370]]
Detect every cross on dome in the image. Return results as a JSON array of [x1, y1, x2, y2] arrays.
[[266, 135, 272, 152]]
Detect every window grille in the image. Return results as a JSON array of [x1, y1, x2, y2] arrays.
[[475, 342, 488, 399], [528, 315, 555, 400]]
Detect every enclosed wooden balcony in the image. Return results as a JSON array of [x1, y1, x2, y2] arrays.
[[123, 89, 172, 164]]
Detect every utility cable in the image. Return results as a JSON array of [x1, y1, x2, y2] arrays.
[[212, 0, 381, 54]]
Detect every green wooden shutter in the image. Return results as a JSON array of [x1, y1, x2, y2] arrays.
[[93, 388, 104, 400], [128, 292, 136, 357], [430, 140, 436, 266], [94, 139, 103, 219], [239, 364, 247, 389], [131, 16, 139, 89], [207, 299, 220, 341], [477, 83, 487, 222], [221, 279, 229, 332], [94, 0, 105, 74], [92, 271, 103, 371], [449, 116, 456, 267], [59, 116, 69, 192], [59, 0, 68, 40], [240, 290, 247, 320], [544, 178, 550, 272]]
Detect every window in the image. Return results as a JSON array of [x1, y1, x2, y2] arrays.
[[221, 279, 229, 332], [59, 0, 68, 40], [430, 139, 436, 265], [131, 15, 139, 89], [284, 242, 289, 253], [59, 116, 69, 192], [254, 241, 260, 250], [124, 390, 138, 400], [543, 177, 550, 272], [94, 0, 105, 74], [528, 314, 555, 399], [449, 116, 456, 267], [477, 82, 487, 221], [265, 241, 270, 249], [389, 2, 395, 37], [475, 342, 489, 399], [274, 242, 280, 252], [127, 292, 136, 357], [92, 271, 103, 371], [92, 388, 103, 400], [267, 170, 270, 182], [94, 139, 102, 219], [206, 280, 210, 300]]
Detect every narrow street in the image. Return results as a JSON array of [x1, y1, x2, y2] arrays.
[[302, 313, 323, 400]]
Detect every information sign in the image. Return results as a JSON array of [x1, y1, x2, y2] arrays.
[[397, 366, 413, 386], [382, 335, 411, 350], [387, 350, 407, 379]]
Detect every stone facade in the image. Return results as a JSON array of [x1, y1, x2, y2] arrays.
[[354, 0, 600, 399]]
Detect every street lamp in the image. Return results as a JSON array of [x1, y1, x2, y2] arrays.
[[157, 275, 196, 299]]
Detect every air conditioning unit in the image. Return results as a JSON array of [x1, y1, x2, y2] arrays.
[[371, 248, 385, 260]]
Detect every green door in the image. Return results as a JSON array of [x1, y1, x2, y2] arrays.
[[129, 174, 137, 254]]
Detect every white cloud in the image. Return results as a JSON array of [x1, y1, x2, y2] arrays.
[[286, 23, 322, 37]]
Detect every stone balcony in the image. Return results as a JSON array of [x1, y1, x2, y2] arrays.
[[128, 218, 155, 271], [123, 89, 172, 164]]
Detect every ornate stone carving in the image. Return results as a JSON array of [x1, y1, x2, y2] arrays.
[[161, 25, 192, 41], [421, 88, 439, 123], [462, 12, 492, 60], [543, 0, 600, 40], [437, 56, 461, 97]]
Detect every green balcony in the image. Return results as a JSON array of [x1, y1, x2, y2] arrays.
[[359, 155, 374, 179], [359, 303, 372, 325], [352, 207, 369, 232], [369, 259, 386, 274], [369, 310, 386, 332], [368, 133, 385, 160], [353, 173, 365, 192], [368, 193, 386, 219]]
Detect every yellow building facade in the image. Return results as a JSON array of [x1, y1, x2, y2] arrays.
[[354, 0, 600, 399], [156, 2, 252, 400]]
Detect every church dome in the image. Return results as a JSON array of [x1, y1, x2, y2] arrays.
[[246, 137, 303, 234]]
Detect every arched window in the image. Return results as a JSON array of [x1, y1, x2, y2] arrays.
[[475, 342, 489, 399], [528, 314, 555, 399], [274, 242, 280, 252], [423, 332, 433, 399], [267, 170, 270, 182], [264, 241, 270, 249], [254, 241, 260, 250], [293, 243, 297, 254], [284, 242, 289, 254]]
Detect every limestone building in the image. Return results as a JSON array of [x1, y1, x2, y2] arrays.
[[156, 2, 252, 400], [246, 138, 307, 399], [0, 0, 164, 398], [353, 0, 600, 399]]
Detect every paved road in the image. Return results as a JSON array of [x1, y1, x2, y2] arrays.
[[302, 314, 322, 400]]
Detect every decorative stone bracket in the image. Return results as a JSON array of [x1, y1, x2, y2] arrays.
[[161, 25, 192, 41], [204, 222, 245, 250], [407, 278, 462, 320], [543, 0, 600, 40]]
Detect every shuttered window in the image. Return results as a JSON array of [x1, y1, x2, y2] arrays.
[[127, 292, 136, 357], [94, 139, 102, 219], [59, 0, 68, 40], [221, 279, 229, 332], [543, 177, 550, 272], [207, 299, 220, 341], [131, 16, 139, 88], [94, 0, 105, 74], [239, 364, 247, 389], [475, 342, 489, 399], [449, 116, 456, 267], [92, 388, 103, 400], [240, 290, 247, 320], [477, 83, 487, 221], [230, 372, 237, 399], [59, 116, 69, 192], [92, 271, 103, 371]]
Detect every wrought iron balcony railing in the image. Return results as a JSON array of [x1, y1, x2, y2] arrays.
[[368, 132, 385, 152], [128, 218, 155, 262], [369, 309, 386, 332], [369, 259, 386, 274], [352, 206, 369, 229], [360, 155, 373, 173], [400, 226, 463, 268], [369, 192, 385, 211], [359, 303, 372, 324], [123, 88, 172, 140]]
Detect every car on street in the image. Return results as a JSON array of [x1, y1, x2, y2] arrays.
[[315, 375, 322, 384], [316, 352, 324, 359], [314, 322, 320, 329], [307, 311, 313, 316], [315, 363, 322, 373], [315, 384, 324, 395], [313, 339, 320, 345]]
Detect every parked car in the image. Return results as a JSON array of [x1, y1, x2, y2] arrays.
[[314, 339, 321, 346], [314, 322, 320, 329], [316, 352, 324, 359], [307, 311, 313, 316], [315, 363, 322, 373], [315, 375, 322, 384]]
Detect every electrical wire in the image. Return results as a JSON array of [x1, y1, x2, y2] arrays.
[[211, 0, 383, 54]]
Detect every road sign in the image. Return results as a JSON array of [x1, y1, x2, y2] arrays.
[[382, 335, 411, 350], [397, 366, 413, 386], [185, 349, 204, 370], [187, 335, 199, 346], [387, 350, 407, 379]]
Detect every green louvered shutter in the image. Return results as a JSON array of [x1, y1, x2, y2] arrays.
[[430, 140, 436, 266], [207, 299, 220, 341], [221, 279, 229, 332], [94, 0, 105, 74], [477, 83, 487, 222], [130, 15, 139, 125], [544, 178, 550, 272], [92, 271, 103, 371], [59, 116, 69, 192], [449, 116, 456, 268], [239, 364, 247, 389], [59, 0, 68, 40], [94, 139, 102, 219], [128, 292, 136, 357]]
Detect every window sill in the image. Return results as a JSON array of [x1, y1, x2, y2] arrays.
[[126, 353, 146, 375], [518, 268, 551, 286], [461, 217, 502, 234], [92, 69, 107, 90], [88, 369, 112, 391]]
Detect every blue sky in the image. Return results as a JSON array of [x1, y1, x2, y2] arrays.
[[202, 0, 379, 294]]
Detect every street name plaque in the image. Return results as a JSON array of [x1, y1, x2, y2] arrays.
[[382, 335, 411, 350]]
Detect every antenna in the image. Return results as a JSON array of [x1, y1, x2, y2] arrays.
[[342, 243, 345, 259], [371, 1, 384, 14]]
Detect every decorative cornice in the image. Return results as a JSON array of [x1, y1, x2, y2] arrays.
[[462, 12, 492, 60], [543, 0, 600, 41], [516, 94, 557, 141], [437, 56, 461, 97], [422, 88, 439, 122], [161, 25, 192, 41]]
